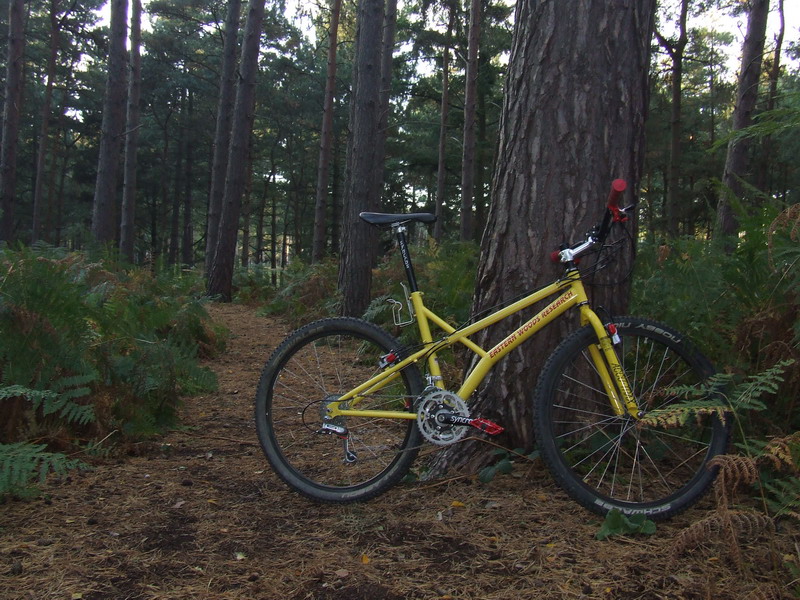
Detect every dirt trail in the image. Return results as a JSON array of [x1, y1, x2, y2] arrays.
[[0, 303, 795, 600]]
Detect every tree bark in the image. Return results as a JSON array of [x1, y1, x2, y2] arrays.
[[207, 0, 266, 301], [120, 0, 143, 263], [755, 0, 783, 195], [338, 0, 385, 317], [434, 3, 455, 243], [32, 0, 62, 243], [716, 0, 769, 239], [168, 88, 185, 266], [0, 0, 26, 242], [432, 0, 655, 472], [654, 0, 689, 238], [459, 0, 481, 242], [370, 0, 397, 206], [91, 0, 129, 245], [182, 89, 195, 266], [312, 0, 343, 263], [205, 0, 242, 274]]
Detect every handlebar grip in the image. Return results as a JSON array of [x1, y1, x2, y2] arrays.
[[607, 179, 627, 210]]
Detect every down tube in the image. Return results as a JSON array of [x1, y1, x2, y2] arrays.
[[457, 289, 579, 400]]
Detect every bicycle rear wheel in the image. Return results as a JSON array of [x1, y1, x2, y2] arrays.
[[533, 317, 730, 519], [255, 318, 423, 502]]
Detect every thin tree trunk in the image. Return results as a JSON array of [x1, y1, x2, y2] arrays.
[[459, 0, 481, 242], [240, 145, 254, 268], [32, 0, 62, 243], [91, 0, 128, 245], [270, 187, 277, 285], [205, 0, 242, 274], [654, 0, 689, 238], [371, 0, 397, 207], [716, 0, 769, 239], [312, 0, 343, 263], [755, 0, 784, 195], [0, 0, 26, 242], [434, 4, 455, 243], [207, 0, 266, 301], [182, 89, 195, 266], [120, 0, 143, 262], [169, 89, 185, 266]]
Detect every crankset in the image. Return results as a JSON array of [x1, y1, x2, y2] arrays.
[[416, 388, 504, 446]]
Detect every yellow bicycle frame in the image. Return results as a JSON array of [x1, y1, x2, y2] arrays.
[[325, 268, 638, 422]]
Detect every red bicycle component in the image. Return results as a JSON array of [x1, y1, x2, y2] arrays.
[[469, 418, 504, 436], [607, 179, 628, 222]]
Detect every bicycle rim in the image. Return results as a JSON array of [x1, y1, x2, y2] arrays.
[[258, 320, 422, 500], [536, 319, 729, 518]]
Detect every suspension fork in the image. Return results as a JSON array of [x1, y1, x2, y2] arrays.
[[576, 295, 639, 418]]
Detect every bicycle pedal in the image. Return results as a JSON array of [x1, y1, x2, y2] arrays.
[[469, 418, 504, 436]]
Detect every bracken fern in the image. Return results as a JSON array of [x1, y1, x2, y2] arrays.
[[0, 442, 87, 499]]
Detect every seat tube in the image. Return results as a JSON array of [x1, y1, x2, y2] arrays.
[[410, 292, 445, 388], [394, 224, 419, 293]]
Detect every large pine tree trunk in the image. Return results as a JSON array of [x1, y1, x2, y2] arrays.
[[431, 0, 655, 473], [0, 0, 26, 242], [207, 0, 266, 301], [120, 0, 143, 262], [205, 0, 242, 274], [91, 0, 128, 245], [338, 0, 385, 317], [716, 0, 769, 239]]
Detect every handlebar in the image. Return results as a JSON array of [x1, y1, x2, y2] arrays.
[[552, 179, 630, 265]]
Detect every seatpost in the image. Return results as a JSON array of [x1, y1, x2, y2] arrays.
[[393, 223, 419, 293]]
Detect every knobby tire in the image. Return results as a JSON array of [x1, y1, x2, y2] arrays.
[[255, 318, 423, 503], [533, 317, 730, 520]]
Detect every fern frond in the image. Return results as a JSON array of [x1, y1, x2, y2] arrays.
[[763, 477, 800, 520], [708, 454, 760, 507], [672, 510, 775, 556], [756, 431, 800, 472], [642, 361, 794, 428], [0, 385, 57, 404], [0, 381, 95, 426], [0, 442, 87, 498]]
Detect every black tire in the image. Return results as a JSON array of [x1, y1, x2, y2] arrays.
[[255, 318, 424, 502], [533, 317, 730, 519]]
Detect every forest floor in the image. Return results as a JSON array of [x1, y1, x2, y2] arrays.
[[1, 302, 798, 600]]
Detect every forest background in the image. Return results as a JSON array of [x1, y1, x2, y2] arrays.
[[0, 0, 799, 539]]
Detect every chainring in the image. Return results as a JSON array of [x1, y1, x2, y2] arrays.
[[416, 388, 470, 446]]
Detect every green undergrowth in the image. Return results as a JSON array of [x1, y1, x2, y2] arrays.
[[0, 245, 226, 498], [632, 203, 800, 432], [237, 239, 479, 332]]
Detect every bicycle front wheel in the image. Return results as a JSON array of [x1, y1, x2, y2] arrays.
[[255, 318, 423, 503], [534, 317, 730, 519]]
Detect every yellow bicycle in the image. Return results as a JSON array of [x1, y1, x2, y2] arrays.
[[255, 181, 730, 519]]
